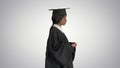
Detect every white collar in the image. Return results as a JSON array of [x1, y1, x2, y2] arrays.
[[53, 24, 64, 33]]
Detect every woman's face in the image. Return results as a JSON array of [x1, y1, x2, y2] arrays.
[[59, 16, 67, 25]]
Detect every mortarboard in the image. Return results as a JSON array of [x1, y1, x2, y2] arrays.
[[49, 8, 70, 16]]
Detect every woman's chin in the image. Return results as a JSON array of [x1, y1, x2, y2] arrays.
[[62, 24, 66, 26], [63, 23, 66, 25]]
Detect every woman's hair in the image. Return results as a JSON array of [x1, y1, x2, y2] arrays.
[[52, 15, 65, 24]]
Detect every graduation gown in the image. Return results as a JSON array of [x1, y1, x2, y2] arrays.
[[45, 26, 76, 68]]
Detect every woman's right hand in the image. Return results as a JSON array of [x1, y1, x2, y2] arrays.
[[71, 42, 77, 48]]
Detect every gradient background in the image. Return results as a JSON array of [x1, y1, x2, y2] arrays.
[[0, 0, 120, 68]]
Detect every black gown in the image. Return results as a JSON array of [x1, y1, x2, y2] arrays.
[[45, 26, 76, 68]]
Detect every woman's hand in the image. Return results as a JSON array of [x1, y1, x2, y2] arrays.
[[71, 42, 77, 48]]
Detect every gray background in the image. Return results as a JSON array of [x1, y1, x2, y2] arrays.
[[0, 0, 120, 68]]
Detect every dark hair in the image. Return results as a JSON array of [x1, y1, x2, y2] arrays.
[[52, 15, 65, 24]]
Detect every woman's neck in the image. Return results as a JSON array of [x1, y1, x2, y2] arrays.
[[57, 23, 62, 26]]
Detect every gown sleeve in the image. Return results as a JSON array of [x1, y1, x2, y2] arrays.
[[47, 28, 76, 66]]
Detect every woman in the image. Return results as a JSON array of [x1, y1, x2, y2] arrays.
[[45, 8, 77, 68]]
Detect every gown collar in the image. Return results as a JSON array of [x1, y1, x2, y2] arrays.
[[53, 24, 64, 33]]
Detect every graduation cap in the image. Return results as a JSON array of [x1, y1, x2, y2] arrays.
[[49, 8, 70, 16], [49, 8, 70, 24]]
